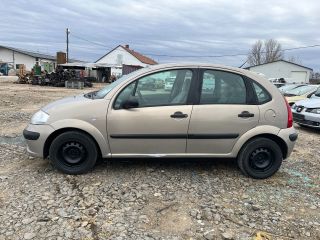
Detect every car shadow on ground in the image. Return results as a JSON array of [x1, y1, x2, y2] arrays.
[[95, 157, 239, 174]]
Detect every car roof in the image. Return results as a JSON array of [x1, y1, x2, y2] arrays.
[[142, 62, 254, 76]]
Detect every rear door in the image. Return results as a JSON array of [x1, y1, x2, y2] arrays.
[[187, 69, 259, 155]]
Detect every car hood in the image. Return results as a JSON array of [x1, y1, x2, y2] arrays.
[[295, 98, 320, 108], [286, 95, 307, 103], [42, 94, 90, 112]]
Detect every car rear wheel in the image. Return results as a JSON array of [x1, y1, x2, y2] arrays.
[[49, 131, 98, 174], [237, 137, 283, 179]]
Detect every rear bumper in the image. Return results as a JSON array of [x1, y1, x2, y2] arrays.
[[23, 124, 55, 158], [277, 127, 298, 159], [289, 132, 298, 141]]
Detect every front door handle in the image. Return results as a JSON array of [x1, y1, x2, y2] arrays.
[[238, 111, 254, 118], [170, 111, 188, 118]]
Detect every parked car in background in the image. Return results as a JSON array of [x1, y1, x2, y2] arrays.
[[269, 78, 286, 88], [23, 63, 297, 179], [292, 97, 320, 128], [278, 84, 306, 94], [284, 85, 319, 106], [273, 83, 286, 88]]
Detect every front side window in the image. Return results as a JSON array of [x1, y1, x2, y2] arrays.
[[200, 70, 247, 104], [114, 69, 193, 109]]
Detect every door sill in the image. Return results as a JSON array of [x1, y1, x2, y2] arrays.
[[110, 153, 232, 158]]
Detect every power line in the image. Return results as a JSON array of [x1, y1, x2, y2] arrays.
[[143, 44, 320, 58], [69, 32, 320, 58], [70, 33, 112, 48]]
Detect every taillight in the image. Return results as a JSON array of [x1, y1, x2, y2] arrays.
[[284, 97, 293, 128]]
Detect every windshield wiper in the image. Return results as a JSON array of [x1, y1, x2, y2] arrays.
[[284, 93, 297, 97]]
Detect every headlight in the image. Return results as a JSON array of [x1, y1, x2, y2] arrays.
[[31, 110, 50, 124], [308, 108, 320, 114], [291, 104, 296, 109]]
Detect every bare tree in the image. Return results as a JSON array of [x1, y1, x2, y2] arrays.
[[247, 40, 264, 66], [264, 39, 283, 63], [311, 71, 320, 79], [247, 39, 283, 66]]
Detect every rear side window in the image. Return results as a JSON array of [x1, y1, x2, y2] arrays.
[[252, 82, 271, 104], [200, 70, 247, 104]]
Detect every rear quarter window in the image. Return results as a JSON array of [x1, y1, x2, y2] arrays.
[[252, 81, 272, 104]]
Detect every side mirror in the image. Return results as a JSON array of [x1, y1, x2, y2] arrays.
[[121, 97, 139, 109]]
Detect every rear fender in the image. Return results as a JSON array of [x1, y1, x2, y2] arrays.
[[232, 125, 280, 157]]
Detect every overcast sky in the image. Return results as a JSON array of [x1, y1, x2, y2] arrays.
[[1, 0, 320, 70]]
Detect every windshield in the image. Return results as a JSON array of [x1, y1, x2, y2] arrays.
[[285, 85, 317, 96], [95, 68, 147, 99], [279, 85, 299, 92]]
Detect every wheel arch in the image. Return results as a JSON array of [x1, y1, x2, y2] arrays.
[[43, 127, 104, 159], [232, 125, 288, 159], [238, 133, 288, 159]]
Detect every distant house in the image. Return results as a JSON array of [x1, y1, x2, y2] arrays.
[[95, 44, 157, 77], [245, 60, 313, 83], [0, 45, 58, 73]]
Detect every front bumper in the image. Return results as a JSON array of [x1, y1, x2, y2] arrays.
[[23, 124, 55, 158], [23, 129, 40, 140], [292, 110, 320, 128], [277, 127, 298, 159]]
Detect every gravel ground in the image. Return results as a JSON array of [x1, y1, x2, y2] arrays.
[[0, 82, 319, 240]]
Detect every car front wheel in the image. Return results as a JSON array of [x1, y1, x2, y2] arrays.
[[49, 131, 98, 174], [237, 137, 283, 179]]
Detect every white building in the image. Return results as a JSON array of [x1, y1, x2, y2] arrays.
[[245, 60, 312, 83], [0, 45, 57, 72], [95, 44, 157, 77]]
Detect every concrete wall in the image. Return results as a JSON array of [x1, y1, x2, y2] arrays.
[[248, 61, 311, 83], [0, 47, 56, 71]]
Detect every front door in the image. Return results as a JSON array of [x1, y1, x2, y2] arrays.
[[187, 69, 260, 155], [107, 68, 195, 156]]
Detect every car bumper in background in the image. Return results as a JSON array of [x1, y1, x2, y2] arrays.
[[292, 111, 320, 128], [23, 124, 55, 158]]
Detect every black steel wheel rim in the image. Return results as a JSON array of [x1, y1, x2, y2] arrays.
[[249, 147, 274, 171], [60, 141, 86, 166]]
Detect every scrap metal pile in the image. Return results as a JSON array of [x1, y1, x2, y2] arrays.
[[17, 66, 93, 87]]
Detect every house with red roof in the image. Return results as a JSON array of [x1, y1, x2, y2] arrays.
[[95, 44, 157, 77]]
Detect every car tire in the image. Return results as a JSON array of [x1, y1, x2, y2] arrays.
[[237, 137, 283, 179], [49, 131, 98, 174]]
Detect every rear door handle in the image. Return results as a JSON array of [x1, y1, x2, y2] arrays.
[[170, 111, 188, 118], [238, 111, 254, 118]]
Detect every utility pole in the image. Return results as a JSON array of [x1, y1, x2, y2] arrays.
[[66, 28, 70, 63]]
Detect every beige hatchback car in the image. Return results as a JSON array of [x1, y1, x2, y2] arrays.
[[24, 63, 297, 179]]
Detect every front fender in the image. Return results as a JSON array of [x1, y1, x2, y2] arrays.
[[231, 125, 281, 157], [50, 119, 110, 157]]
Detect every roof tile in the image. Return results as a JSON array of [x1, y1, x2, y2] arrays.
[[121, 45, 157, 65]]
